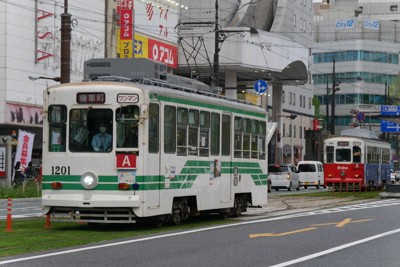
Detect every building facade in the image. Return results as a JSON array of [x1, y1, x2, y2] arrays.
[[313, 0, 400, 136], [0, 0, 105, 163]]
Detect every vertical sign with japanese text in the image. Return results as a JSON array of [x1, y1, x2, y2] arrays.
[[117, 0, 134, 58], [14, 130, 35, 170]]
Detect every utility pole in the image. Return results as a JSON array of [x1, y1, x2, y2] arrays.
[[330, 60, 337, 135], [213, 0, 219, 87], [60, 0, 71, 84], [326, 78, 330, 133]]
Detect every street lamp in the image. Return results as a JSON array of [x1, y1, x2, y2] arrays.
[[29, 76, 61, 82]]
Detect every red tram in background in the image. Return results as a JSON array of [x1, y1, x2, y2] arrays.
[[323, 128, 391, 191]]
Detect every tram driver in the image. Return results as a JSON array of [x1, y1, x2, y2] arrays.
[[92, 122, 112, 152]]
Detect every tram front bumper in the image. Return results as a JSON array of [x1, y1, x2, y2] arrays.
[[42, 192, 140, 214]]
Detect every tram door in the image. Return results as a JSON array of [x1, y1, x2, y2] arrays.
[[222, 113, 233, 202], [146, 103, 161, 208]]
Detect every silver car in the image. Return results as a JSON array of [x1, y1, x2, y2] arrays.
[[268, 164, 300, 191]]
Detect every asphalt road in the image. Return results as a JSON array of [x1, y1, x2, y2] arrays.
[[0, 198, 42, 220], [2, 198, 400, 266]]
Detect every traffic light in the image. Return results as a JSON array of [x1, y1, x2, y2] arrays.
[[313, 118, 319, 130]]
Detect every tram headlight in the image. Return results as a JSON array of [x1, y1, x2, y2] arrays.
[[81, 172, 98, 190]]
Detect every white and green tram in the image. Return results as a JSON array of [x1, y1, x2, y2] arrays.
[[42, 77, 269, 225]]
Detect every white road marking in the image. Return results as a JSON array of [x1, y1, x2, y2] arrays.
[[1, 199, 400, 265], [269, 228, 400, 267]]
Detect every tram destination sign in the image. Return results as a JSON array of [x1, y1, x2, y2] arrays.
[[381, 105, 400, 116]]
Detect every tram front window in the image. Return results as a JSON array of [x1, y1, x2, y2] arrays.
[[336, 148, 351, 162], [69, 108, 113, 152], [116, 105, 140, 149]]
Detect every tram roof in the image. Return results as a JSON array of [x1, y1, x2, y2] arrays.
[[47, 79, 267, 116]]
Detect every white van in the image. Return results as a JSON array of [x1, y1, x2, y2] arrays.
[[297, 161, 325, 189]]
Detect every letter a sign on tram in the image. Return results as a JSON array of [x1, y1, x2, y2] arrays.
[[254, 79, 268, 94]]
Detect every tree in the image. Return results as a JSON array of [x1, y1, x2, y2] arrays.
[[312, 96, 321, 119], [389, 76, 400, 105]]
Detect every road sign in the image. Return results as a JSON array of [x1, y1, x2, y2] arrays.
[[381, 105, 400, 116], [254, 79, 268, 94], [356, 112, 365, 121], [381, 120, 400, 133]]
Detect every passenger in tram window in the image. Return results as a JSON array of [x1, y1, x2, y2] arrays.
[[353, 146, 361, 163], [92, 122, 112, 152]]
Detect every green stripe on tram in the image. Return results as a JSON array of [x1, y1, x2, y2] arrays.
[[43, 161, 267, 191], [157, 95, 266, 118]]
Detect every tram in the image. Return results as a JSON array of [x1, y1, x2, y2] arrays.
[[41, 72, 269, 225], [323, 128, 391, 191]]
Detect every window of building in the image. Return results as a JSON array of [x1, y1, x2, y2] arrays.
[[293, 124, 296, 138], [300, 94, 302, 107], [390, 5, 398, 11], [282, 123, 286, 137]]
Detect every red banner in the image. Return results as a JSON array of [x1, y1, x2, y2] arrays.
[[120, 9, 133, 40]]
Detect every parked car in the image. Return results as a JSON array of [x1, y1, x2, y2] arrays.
[[297, 161, 325, 189], [268, 164, 300, 191]]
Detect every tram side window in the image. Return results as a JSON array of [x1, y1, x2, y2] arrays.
[[148, 103, 160, 153], [211, 113, 220, 156], [259, 121, 266, 159], [221, 114, 231, 156], [188, 109, 199, 156], [164, 105, 176, 154], [367, 146, 378, 164], [199, 111, 210, 157], [243, 118, 251, 158], [326, 146, 334, 163], [382, 148, 390, 164], [353, 146, 361, 163], [251, 120, 259, 158], [376, 147, 381, 164], [336, 148, 351, 162], [116, 105, 140, 148], [234, 117, 243, 158], [48, 105, 67, 152], [177, 108, 188, 156]]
